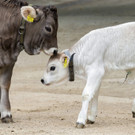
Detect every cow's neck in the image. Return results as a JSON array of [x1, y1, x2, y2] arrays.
[[0, 5, 24, 65]]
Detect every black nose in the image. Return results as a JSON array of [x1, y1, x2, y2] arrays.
[[41, 79, 44, 84]]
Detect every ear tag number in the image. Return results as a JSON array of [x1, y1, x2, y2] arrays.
[[27, 15, 34, 22], [64, 58, 68, 68]]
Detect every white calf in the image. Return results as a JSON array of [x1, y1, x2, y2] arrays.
[[41, 22, 135, 128]]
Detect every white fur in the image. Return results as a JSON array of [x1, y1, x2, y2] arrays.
[[43, 22, 135, 127], [21, 6, 37, 22], [1, 111, 11, 118], [44, 48, 58, 55], [0, 88, 11, 118], [132, 99, 135, 112]]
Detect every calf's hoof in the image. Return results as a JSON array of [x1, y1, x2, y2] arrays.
[[86, 119, 95, 124], [76, 122, 85, 128], [132, 112, 135, 118], [1, 115, 13, 123]]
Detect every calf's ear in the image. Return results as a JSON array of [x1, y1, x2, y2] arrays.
[[21, 6, 37, 23], [60, 54, 70, 68]]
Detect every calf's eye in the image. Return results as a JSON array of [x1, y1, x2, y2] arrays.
[[50, 66, 56, 71]]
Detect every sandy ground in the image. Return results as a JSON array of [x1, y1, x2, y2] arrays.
[[1, 0, 135, 135]]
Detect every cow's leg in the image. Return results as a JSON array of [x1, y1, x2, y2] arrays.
[[0, 89, 1, 100], [0, 65, 14, 123], [76, 67, 104, 128], [86, 90, 99, 124], [132, 99, 135, 118], [0, 88, 1, 118]]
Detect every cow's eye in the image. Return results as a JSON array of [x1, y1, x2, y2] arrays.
[[45, 26, 52, 33], [50, 66, 56, 71]]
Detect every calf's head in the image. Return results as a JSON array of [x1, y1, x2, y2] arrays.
[[20, 5, 58, 55], [41, 51, 70, 85]]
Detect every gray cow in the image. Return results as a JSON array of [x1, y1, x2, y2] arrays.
[[0, 0, 58, 123]]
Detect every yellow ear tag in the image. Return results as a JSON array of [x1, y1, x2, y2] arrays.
[[64, 58, 68, 68], [27, 15, 34, 22]]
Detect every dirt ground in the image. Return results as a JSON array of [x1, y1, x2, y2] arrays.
[[1, 0, 135, 135]]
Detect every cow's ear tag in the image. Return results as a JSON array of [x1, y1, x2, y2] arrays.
[[64, 57, 68, 68], [27, 15, 34, 22]]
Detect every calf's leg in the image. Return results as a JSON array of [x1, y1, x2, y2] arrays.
[[132, 99, 135, 118], [76, 67, 104, 128], [87, 90, 99, 124], [0, 65, 14, 123]]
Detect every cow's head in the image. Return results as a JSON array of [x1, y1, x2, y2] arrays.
[[20, 5, 58, 55]]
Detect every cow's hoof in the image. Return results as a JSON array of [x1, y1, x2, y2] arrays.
[[132, 112, 135, 118], [76, 122, 85, 128], [86, 119, 95, 124], [1, 115, 13, 123]]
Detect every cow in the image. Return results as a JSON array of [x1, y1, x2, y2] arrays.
[[0, 0, 58, 123], [41, 22, 135, 128]]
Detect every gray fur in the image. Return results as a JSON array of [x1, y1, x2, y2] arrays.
[[0, 0, 58, 122]]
